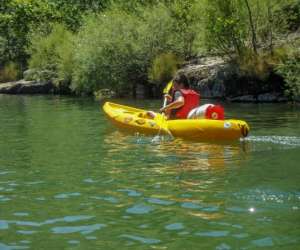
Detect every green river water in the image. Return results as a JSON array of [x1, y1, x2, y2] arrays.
[[0, 95, 299, 250]]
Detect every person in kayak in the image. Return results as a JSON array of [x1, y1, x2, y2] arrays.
[[160, 74, 200, 119]]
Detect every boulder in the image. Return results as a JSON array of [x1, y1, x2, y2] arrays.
[[228, 95, 257, 102], [180, 55, 289, 102], [257, 93, 280, 102], [228, 93, 289, 103], [0, 80, 54, 94], [94, 88, 116, 100], [182, 56, 228, 98]]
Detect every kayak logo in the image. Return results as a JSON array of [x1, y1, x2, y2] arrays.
[[135, 119, 146, 125], [124, 117, 133, 124], [224, 122, 231, 129], [211, 112, 218, 120]]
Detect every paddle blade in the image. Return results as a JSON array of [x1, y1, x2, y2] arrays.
[[163, 81, 173, 94]]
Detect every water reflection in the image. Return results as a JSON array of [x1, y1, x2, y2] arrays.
[[103, 131, 250, 171]]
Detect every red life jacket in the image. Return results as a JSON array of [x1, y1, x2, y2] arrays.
[[175, 89, 200, 119]]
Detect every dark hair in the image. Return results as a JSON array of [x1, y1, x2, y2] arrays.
[[173, 73, 189, 89]]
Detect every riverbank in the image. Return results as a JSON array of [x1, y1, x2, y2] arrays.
[[1, 57, 299, 103], [180, 56, 298, 103], [1, 1, 299, 103], [0, 80, 54, 94]]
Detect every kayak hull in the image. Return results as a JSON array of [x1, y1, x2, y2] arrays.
[[103, 102, 250, 141]]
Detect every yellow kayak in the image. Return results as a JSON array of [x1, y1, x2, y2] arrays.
[[103, 102, 250, 141]]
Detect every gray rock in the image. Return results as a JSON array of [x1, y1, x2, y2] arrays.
[[277, 96, 289, 102], [229, 95, 257, 102], [211, 82, 226, 98], [257, 93, 279, 102], [23, 69, 37, 81], [180, 55, 290, 102], [183, 56, 227, 98], [94, 88, 116, 100], [0, 80, 54, 94], [183, 56, 226, 83], [197, 79, 212, 97]]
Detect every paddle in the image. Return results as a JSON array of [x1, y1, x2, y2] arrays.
[[151, 81, 174, 142], [162, 81, 173, 108], [158, 81, 173, 138]]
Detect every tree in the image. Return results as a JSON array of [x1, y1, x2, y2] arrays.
[[244, 0, 257, 54], [205, 0, 247, 57]]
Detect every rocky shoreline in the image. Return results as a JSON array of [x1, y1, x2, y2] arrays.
[[180, 56, 293, 103], [1, 56, 298, 103], [0, 80, 55, 95]]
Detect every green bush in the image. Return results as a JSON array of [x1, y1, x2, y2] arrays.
[[71, 10, 141, 95], [237, 49, 276, 81], [276, 46, 300, 101], [148, 53, 182, 85], [0, 62, 20, 83], [278, 0, 300, 31], [28, 23, 74, 87], [71, 4, 192, 95], [0, 36, 8, 66]]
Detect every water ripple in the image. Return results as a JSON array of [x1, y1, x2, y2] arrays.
[[51, 224, 106, 234], [126, 203, 154, 214], [90, 196, 119, 204], [54, 192, 81, 199], [251, 237, 274, 247], [0, 243, 29, 250], [120, 234, 161, 244], [118, 189, 142, 197], [195, 230, 230, 237], [165, 223, 184, 231], [146, 198, 174, 206]]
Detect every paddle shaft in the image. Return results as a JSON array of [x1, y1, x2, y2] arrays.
[[163, 96, 168, 108]]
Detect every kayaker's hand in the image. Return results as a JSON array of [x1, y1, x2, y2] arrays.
[[164, 94, 172, 102], [160, 106, 167, 113]]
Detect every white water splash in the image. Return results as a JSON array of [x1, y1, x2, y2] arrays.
[[243, 136, 300, 147]]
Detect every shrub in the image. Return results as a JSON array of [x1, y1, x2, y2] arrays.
[[0, 62, 20, 83], [71, 10, 141, 95], [276, 46, 300, 101], [148, 53, 182, 85], [278, 0, 300, 31], [237, 49, 275, 81], [0, 36, 8, 66], [28, 23, 74, 87], [71, 4, 189, 95]]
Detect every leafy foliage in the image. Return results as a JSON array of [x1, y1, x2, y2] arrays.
[[276, 44, 300, 100], [205, 0, 247, 57], [28, 24, 74, 88], [148, 53, 182, 85], [0, 62, 20, 83], [70, 3, 196, 94], [1, 0, 299, 99]]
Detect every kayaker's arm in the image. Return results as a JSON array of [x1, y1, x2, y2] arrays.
[[164, 94, 172, 102], [160, 96, 184, 113]]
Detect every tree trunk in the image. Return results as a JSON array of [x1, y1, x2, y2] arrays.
[[244, 0, 258, 54], [267, 3, 274, 55]]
